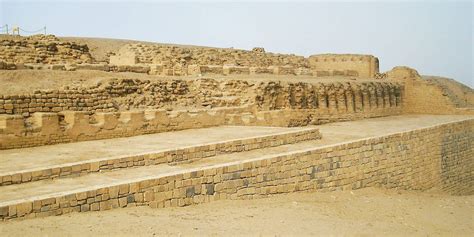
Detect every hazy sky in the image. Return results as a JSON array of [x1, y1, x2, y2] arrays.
[[1, 0, 472, 87]]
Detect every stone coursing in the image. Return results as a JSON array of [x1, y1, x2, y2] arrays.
[[0, 128, 321, 186], [110, 43, 308, 69], [0, 118, 471, 220], [0, 35, 93, 64], [0, 78, 404, 117]]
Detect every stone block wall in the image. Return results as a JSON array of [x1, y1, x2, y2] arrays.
[[0, 35, 93, 64], [0, 79, 404, 117], [308, 54, 379, 78], [111, 43, 309, 69], [1, 118, 471, 220], [0, 127, 321, 186]]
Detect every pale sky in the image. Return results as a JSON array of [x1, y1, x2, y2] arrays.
[[1, 0, 472, 87]]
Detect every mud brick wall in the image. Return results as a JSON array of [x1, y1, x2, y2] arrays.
[[0, 79, 404, 118], [0, 79, 191, 116], [1, 118, 471, 220], [0, 35, 93, 64], [0, 88, 116, 115], [308, 54, 379, 78], [110, 43, 309, 69]]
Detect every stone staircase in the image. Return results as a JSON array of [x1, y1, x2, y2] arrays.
[[0, 125, 322, 220], [2, 115, 471, 221]]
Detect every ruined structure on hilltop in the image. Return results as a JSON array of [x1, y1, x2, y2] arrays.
[[0, 35, 93, 65], [109, 43, 379, 78]]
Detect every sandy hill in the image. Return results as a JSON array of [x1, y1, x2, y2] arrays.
[[422, 75, 474, 108]]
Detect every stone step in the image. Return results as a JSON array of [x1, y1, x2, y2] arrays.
[[0, 126, 321, 186], [0, 139, 325, 220], [1, 115, 469, 221]]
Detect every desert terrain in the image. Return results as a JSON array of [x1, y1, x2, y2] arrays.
[[0, 187, 472, 237]]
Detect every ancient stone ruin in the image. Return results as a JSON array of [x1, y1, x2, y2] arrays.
[[0, 35, 472, 221]]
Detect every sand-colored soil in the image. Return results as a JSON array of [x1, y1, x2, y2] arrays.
[[423, 75, 474, 108], [0, 187, 472, 236]]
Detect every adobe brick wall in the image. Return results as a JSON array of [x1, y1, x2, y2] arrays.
[[308, 54, 379, 78], [1, 118, 471, 220], [0, 35, 93, 64], [0, 79, 403, 116]]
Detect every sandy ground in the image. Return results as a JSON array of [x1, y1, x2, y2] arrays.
[[423, 75, 474, 107], [0, 187, 472, 237]]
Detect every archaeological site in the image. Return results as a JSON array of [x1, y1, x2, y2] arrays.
[[0, 33, 472, 235]]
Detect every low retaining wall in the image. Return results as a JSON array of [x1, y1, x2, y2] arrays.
[[0, 127, 321, 186], [1, 118, 471, 220], [0, 107, 248, 150]]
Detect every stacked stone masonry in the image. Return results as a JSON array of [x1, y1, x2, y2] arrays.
[[0, 118, 471, 220], [0, 35, 382, 78], [0, 79, 403, 149], [110, 43, 308, 69], [109, 44, 379, 78], [0, 128, 321, 186], [0, 35, 93, 64], [0, 78, 403, 117]]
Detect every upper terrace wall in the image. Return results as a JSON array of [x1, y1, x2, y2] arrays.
[[109, 44, 380, 78], [0, 35, 93, 64], [0, 36, 380, 78], [0, 79, 404, 149], [110, 44, 308, 69], [308, 54, 379, 78], [0, 78, 403, 117]]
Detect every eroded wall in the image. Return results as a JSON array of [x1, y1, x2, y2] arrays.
[[110, 43, 308, 68], [0, 35, 93, 64], [387, 66, 474, 115], [0, 107, 245, 149], [0, 79, 403, 116]]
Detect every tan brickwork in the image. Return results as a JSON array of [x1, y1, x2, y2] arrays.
[[308, 54, 379, 78], [0, 35, 93, 64], [0, 127, 321, 186], [0, 118, 471, 220]]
